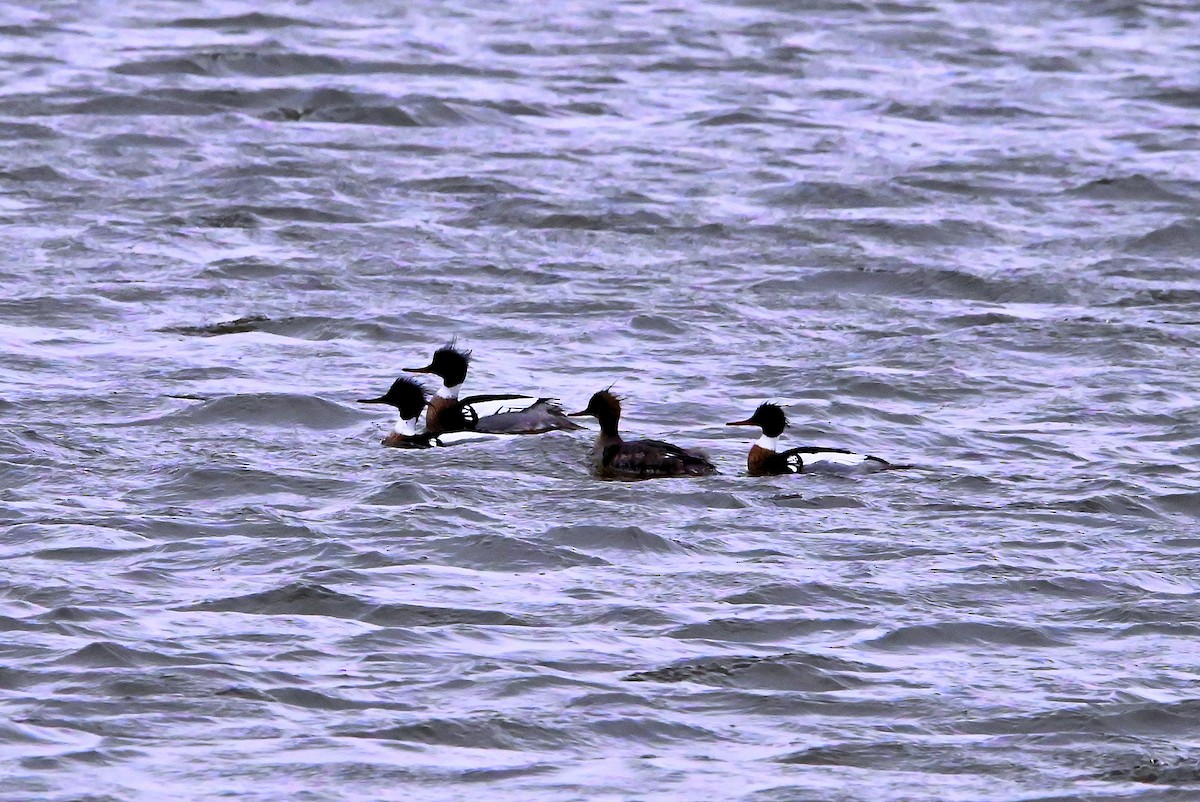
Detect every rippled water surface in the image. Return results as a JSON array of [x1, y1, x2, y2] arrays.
[[4, 0, 1200, 799]]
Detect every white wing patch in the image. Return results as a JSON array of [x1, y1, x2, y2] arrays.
[[793, 450, 875, 474], [803, 451, 870, 467], [432, 431, 505, 447]]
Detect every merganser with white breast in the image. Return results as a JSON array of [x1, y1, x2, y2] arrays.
[[568, 390, 717, 480], [404, 344, 581, 435], [359, 377, 437, 449], [727, 402, 899, 476]]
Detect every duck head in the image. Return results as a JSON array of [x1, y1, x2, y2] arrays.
[[569, 389, 622, 436], [727, 402, 788, 438], [359, 377, 428, 435], [405, 343, 470, 389]]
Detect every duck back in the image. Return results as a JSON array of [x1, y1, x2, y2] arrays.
[[474, 398, 582, 434], [594, 437, 717, 480]]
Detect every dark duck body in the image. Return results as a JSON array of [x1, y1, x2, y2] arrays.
[[727, 402, 895, 476], [569, 390, 717, 480], [405, 344, 581, 435], [359, 377, 437, 449]]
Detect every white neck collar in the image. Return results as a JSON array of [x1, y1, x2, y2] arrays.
[[436, 383, 461, 400], [392, 416, 418, 436], [755, 434, 779, 451]]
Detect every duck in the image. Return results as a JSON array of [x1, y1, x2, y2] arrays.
[[568, 390, 717, 480], [404, 344, 581, 435], [359, 377, 437, 448], [726, 402, 896, 475]]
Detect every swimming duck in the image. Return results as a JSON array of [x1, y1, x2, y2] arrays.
[[726, 402, 895, 475], [568, 390, 717, 479], [359, 377, 436, 449], [405, 344, 581, 435]]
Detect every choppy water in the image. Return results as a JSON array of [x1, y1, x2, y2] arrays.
[[3, 1, 1200, 799]]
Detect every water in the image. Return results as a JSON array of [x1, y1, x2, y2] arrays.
[[3, 0, 1200, 799]]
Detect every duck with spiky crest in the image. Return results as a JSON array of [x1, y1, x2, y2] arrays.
[[727, 402, 898, 475], [403, 343, 581, 435], [568, 390, 717, 480], [358, 377, 438, 448]]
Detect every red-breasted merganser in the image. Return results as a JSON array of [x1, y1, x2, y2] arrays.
[[359, 377, 437, 449], [404, 344, 581, 435], [568, 390, 717, 480], [727, 402, 896, 475]]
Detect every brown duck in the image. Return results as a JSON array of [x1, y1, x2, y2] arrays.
[[569, 390, 717, 480]]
